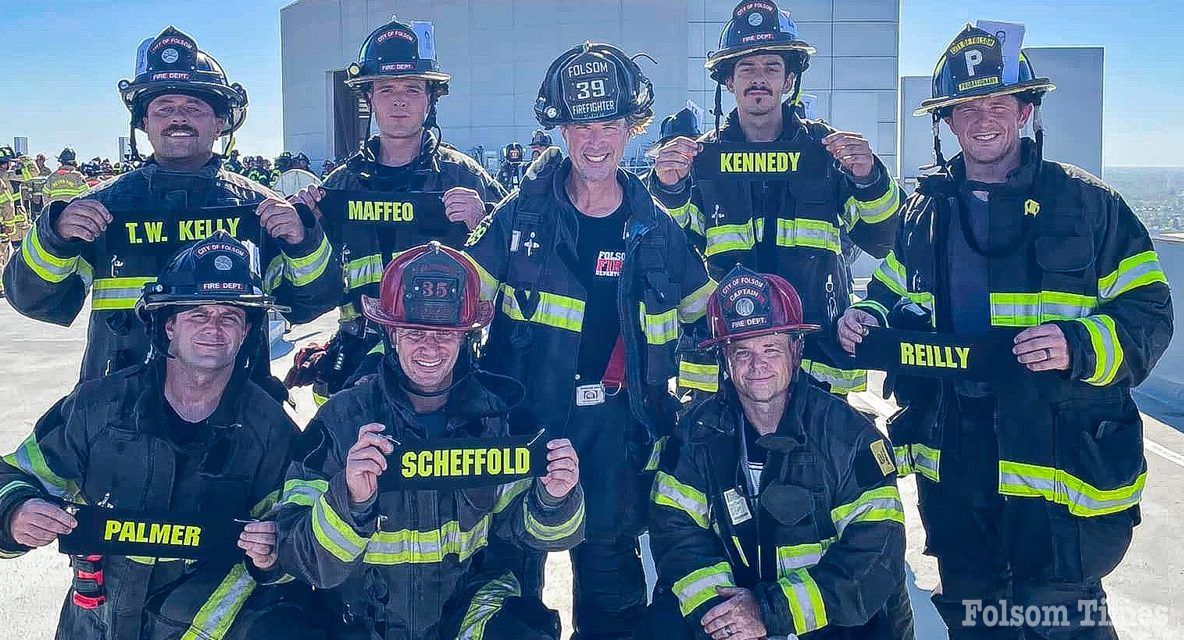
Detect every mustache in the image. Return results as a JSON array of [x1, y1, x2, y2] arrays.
[[744, 87, 774, 96], [162, 125, 198, 136]]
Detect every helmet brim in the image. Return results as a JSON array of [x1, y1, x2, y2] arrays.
[[705, 41, 816, 75], [698, 323, 821, 350], [344, 71, 451, 88], [137, 296, 290, 317], [122, 81, 248, 135], [360, 295, 493, 332], [914, 79, 1056, 116]]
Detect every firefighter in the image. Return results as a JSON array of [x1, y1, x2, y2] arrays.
[[287, 16, 505, 405], [838, 23, 1173, 638], [42, 147, 90, 206], [464, 41, 715, 639], [650, 0, 904, 397], [0, 146, 26, 295], [497, 141, 527, 190], [646, 266, 910, 640], [0, 233, 319, 640], [2, 26, 339, 386], [528, 129, 554, 162], [275, 242, 585, 639]]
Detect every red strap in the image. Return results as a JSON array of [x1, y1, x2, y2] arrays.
[[75, 569, 103, 583], [72, 592, 106, 610], [601, 337, 627, 390]]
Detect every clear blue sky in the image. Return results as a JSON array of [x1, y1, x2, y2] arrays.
[[2, 0, 1180, 166]]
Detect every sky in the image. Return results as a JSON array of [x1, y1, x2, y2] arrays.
[[1, 0, 1181, 167]]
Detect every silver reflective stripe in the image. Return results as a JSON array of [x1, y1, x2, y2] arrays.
[[363, 516, 491, 564]]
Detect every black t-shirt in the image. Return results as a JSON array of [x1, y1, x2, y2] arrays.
[[574, 205, 628, 379], [371, 161, 415, 191], [948, 190, 991, 335]]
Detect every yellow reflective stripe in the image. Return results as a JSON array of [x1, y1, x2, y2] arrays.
[[368, 341, 386, 356], [705, 220, 756, 257], [457, 573, 521, 640], [338, 304, 361, 322], [249, 489, 281, 519], [1, 435, 81, 500], [679, 279, 715, 324], [1098, 250, 1167, 302], [524, 498, 585, 542], [912, 444, 941, 482], [830, 486, 905, 536], [463, 253, 500, 302], [871, 251, 908, 296], [666, 201, 706, 236], [500, 284, 584, 332], [1076, 314, 1124, 386], [801, 359, 866, 395], [364, 515, 491, 564], [893, 445, 915, 477], [91, 277, 155, 310], [652, 471, 709, 529], [998, 459, 1145, 517], [643, 436, 668, 472], [777, 568, 828, 635], [845, 184, 901, 226], [989, 291, 1096, 327], [283, 234, 332, 286], [679, 359, 719, 392], [264, 256, 284, 292], [311, 495, 367, 562], [280, 478, 329, 507], [493, 478, 532, 513], [775, 539, 833, 573], [21, 224, 80, 283], [774, 218, 841, 254], [345, 254, 384, 289], [851, 299, 891, 324], [640, 302, 679, 346], [180, 563, 257, 640], [673, 561, 735, 616]]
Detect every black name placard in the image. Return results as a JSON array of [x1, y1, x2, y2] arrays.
[[320, 189, 451, 233], [58, 505, 244, 560], [852, 327, 1023, 382], [380, 434, 549, 490], [693, 141, 827, 181]]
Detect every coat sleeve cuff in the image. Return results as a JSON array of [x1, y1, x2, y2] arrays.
[[849, 159, 888, 196], [278, 207, 327, 259], [326, 471, 376, 537], [36, 202, 86, 258]]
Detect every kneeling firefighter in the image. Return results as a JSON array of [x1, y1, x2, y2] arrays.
[[275, 242, 586, 639], [646, 266, 913, 640], [0, 233, 319, 640]]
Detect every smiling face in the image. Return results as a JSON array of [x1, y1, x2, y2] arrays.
[[725, 332, 801, 404], [560, 119, 630, 183], [143, 94, 225, 161], [945, 95, 1032, 167], [165, 305, 249, 372], [392, 327, 464, 393], [369, 77, 431, 140], [727, 53, 794, 118]]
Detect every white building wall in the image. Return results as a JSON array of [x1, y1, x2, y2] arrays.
[[282, 0, 899, 170], [898, 46, 1104, 186]]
